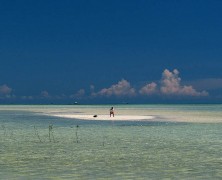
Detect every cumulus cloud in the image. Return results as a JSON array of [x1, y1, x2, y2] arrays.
[[160, 69, 181, 95], [0, 84, 15, 99], [71, 89, 85, 98], [139, 82, 157, 95], [160, 69, 208, 96], [96, 79, 136, 97], [0, 84, 12, 95], [139, 69, 208, 97], [93, 70, 208, 99]]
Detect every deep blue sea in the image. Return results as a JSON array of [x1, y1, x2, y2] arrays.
[[1, 105, 222, 179]]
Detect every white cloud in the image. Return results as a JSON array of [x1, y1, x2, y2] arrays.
[[3, 69, 208, 101], [160, 69, 208, 96], [0, 84, 15, 99], [160, 69, 181, 95], [139, 69, 208, 97], [96, 79, 136, 97], [95, 70, 208, 99], [139, 82, 157, 95], [0, 84, 12, 95], [71, 89, 85, 98]]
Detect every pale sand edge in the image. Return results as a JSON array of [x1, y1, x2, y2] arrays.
[[47, 114, 155, 121]]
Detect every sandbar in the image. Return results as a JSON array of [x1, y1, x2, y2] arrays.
[[49, 114, 155, 121]]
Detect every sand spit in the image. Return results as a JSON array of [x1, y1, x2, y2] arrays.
[[48, 114, 155, 121]]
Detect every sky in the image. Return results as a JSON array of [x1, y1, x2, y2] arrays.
[[0, 0, 222, 104]]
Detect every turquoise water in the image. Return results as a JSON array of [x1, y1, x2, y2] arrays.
[[1, 105, 222, 179]]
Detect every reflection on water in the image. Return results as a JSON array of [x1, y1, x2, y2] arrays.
[[1, 105, 222, 179]]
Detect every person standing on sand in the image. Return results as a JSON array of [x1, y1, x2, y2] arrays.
[[110, 107, 114, 117]]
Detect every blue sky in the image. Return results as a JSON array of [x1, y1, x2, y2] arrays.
[[0, 0, 222, 104]]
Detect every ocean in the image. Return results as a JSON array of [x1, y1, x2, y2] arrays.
[[1, 104, 222, 179]]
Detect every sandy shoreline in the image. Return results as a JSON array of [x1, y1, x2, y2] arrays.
[[49, 114, 155, 121]]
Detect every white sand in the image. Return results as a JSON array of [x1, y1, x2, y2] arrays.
[[49, 114, 155, 121]]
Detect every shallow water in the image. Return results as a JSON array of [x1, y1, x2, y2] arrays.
[[1, 105, 222, 179]]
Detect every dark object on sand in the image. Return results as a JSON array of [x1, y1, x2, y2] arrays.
[[93, 115, 97, 118]]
